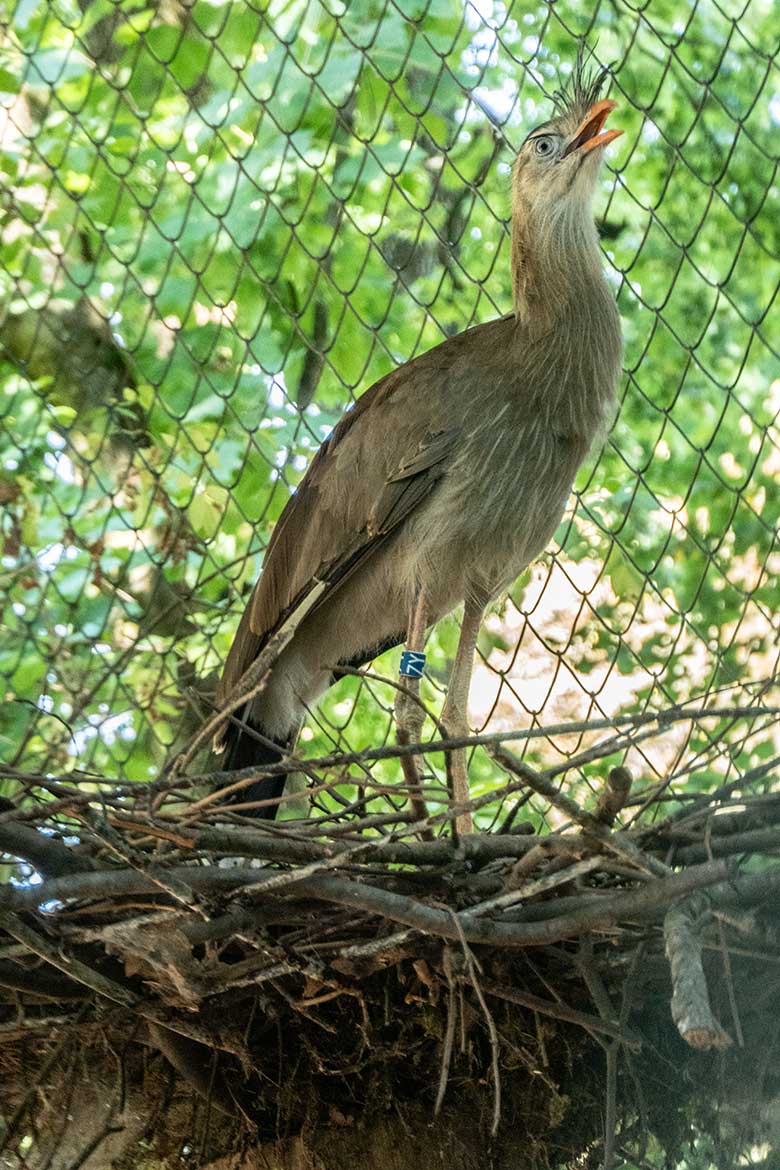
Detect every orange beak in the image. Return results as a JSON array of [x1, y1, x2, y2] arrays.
[[562, 99, 622, 158]]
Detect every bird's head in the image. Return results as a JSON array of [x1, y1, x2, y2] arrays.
[[510, 56, 622, 320], [513, 100, 620, 210]]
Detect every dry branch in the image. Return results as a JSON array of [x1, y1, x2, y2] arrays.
[[664, 894, 732, 1050], [0, 858, 735, 946]]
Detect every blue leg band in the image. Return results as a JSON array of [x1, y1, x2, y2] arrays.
[[400, 650, 426, 678]]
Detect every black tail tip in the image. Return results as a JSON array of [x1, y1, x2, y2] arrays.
[[219, 722, 289, 819]]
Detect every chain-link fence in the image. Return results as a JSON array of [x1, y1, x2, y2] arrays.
[[1, 0, 779, 821], [3, 8, 780, 1164]]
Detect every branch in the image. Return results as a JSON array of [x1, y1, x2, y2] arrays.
[[664, 893, 732, 1050], [166, 622, 300, 775], [491, 746, 670, 878], [670, 825, 780, 865], [0, 798, 93, 878], [596, 767, 633, 825], [0, 860, 734, 948], [129, 822, 566, 868], [148, 703, 780, 800], [646, 753, 780, 838], [479, 979, 641, 1049]]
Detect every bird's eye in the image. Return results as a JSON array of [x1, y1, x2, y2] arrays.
[[534, 136, 556, 157]]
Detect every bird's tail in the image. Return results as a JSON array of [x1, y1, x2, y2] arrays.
[[219, 713, 291, 819]]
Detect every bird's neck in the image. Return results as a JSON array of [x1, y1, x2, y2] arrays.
[[511, 204, 604, 330]]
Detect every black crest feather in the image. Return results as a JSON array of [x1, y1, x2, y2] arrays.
[[552, 44, 610, 116]]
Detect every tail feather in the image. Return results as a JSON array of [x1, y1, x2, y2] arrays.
[[220, 716, 290, 819], [215, 632, 404, 819]]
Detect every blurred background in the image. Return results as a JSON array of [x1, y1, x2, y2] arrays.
[[1, 0, 778, 824]]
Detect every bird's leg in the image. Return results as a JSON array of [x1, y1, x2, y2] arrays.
[[395, 588, 432, 836], [441, 594, 485, 837]]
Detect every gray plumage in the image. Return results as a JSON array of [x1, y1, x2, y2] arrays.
[[215, 61, 624, 816]]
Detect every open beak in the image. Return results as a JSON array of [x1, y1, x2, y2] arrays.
[[562, 99, 622, 158]]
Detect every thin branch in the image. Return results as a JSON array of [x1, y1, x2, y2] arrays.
[[668, 824, 780, 865], [146, 704, 780, 798], [448, 912, 501, 1137], [137, 822, 571, 868], [491, 745, 671, 878], [166, 622, 300, 776], [435, 947, 458, 1115], [479, 980, 641, 1049]]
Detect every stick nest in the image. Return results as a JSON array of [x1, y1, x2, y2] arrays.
[[2, 698, 780, 1168]]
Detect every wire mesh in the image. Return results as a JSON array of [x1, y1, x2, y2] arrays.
[[1, 0, 779, 825]]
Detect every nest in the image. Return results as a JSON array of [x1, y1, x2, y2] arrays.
[[2, 699, 780, 1169]]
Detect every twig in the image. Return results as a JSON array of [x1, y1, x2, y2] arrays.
[[478, 980, 641, 1049], [716, 912, 744, 1048], [167, 622, 300, 775], [461, 856, 605, 917], [148, 823, 567, 868], [448, 911, 501, 1137], [578, 938, 621, 1170], [668, 824, 780, 864], [603, 1044, 618, 1170], [147, 704, 780, 798], [490, 745, 671, 878], [435, 947, 458, 1115], [617, 945, 650, 1165], [334, 928, 418, 961], [596, 766, 633, 825], [646, 753, 780, 837]]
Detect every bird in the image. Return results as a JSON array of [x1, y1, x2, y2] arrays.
[[213, 57, 624, 828]]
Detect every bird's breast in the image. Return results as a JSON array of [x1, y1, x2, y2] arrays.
[[406, 420, 581, 605], [406, 333, 616, 606]]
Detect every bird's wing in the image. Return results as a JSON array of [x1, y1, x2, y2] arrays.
[[218, 314, 514, 701], [368, 425, 460, 535]]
